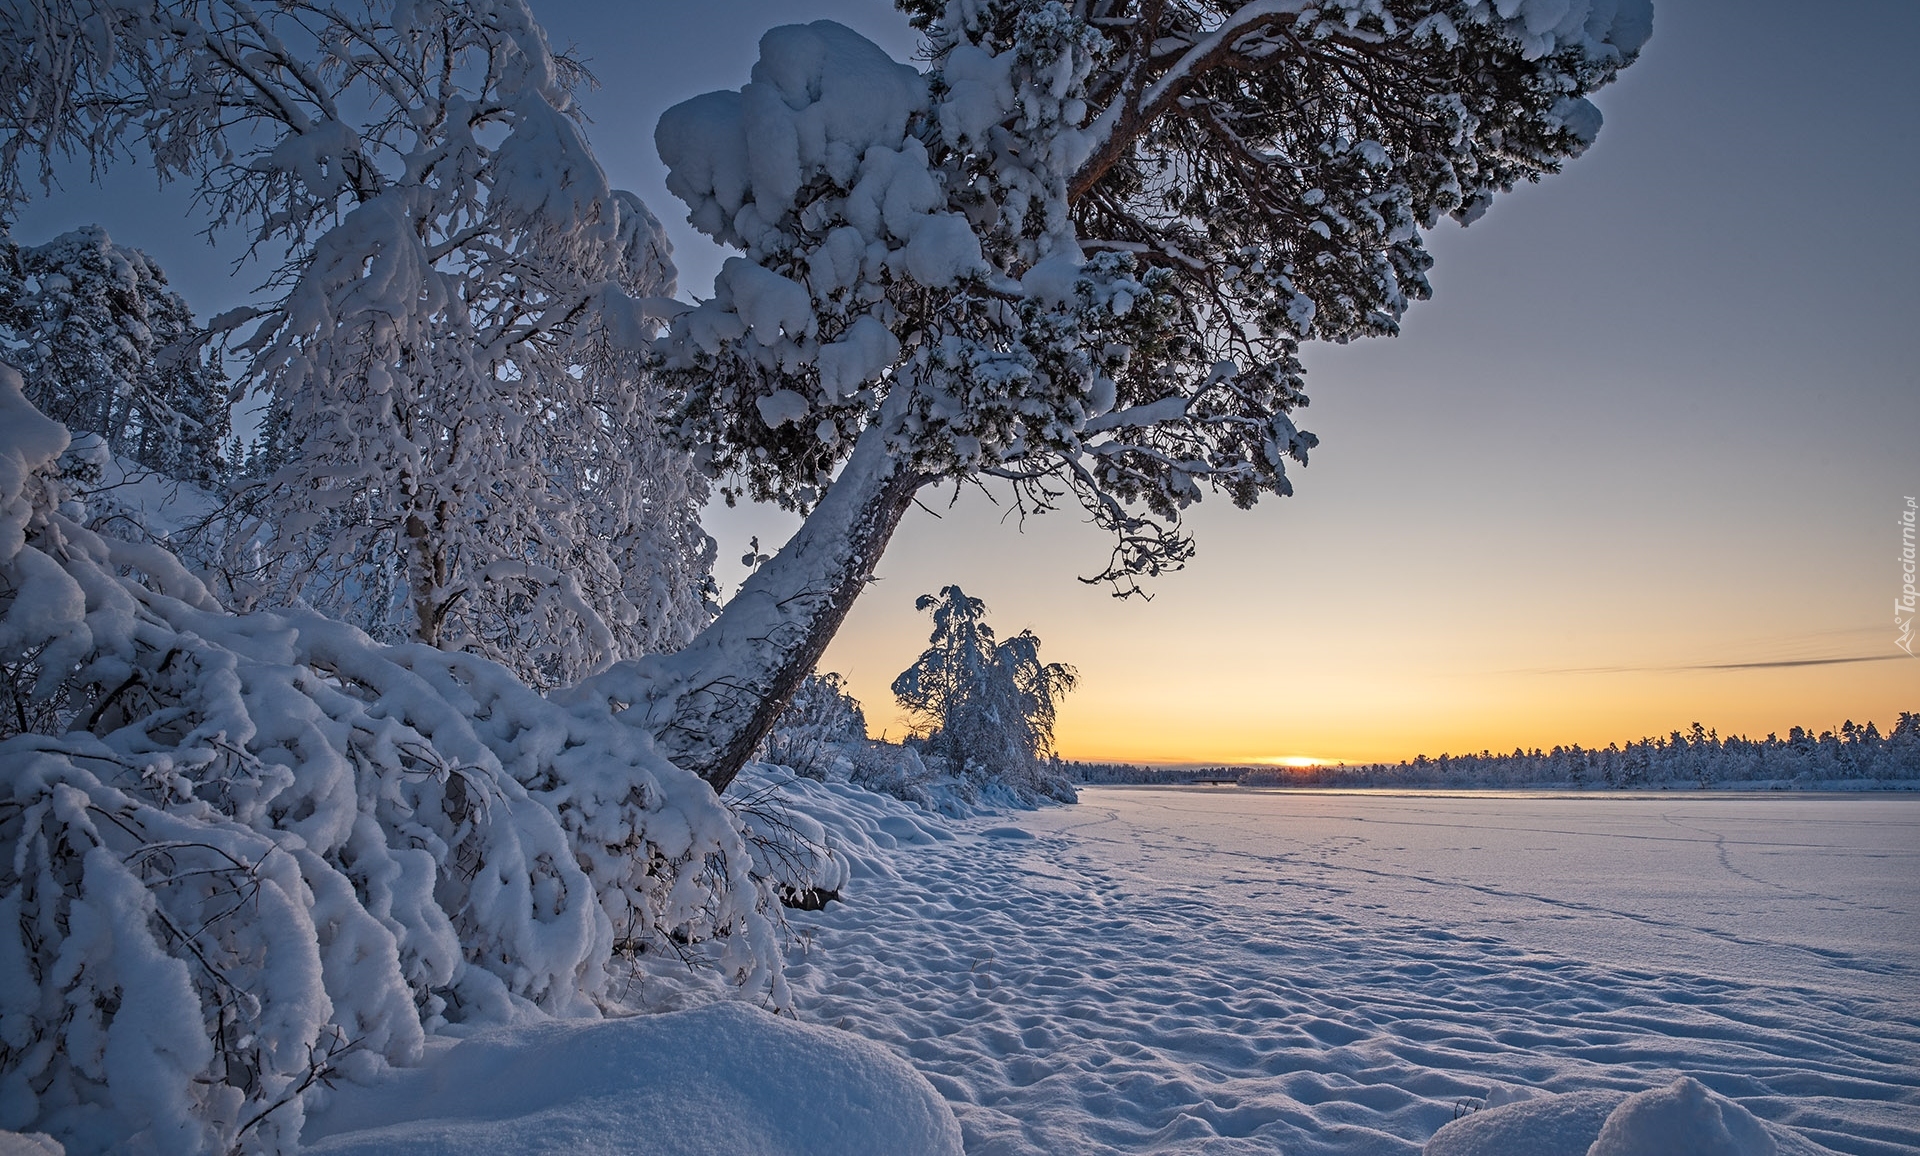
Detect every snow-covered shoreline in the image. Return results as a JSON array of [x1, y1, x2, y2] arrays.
[[11, 777, 1912, 1154]]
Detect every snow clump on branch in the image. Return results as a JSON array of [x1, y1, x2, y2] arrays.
[[653, 0, 1650, 597]]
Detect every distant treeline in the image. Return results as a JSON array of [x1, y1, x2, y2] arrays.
[[1068, 712, 1920, 790], [1063, 761, 1211, 785]]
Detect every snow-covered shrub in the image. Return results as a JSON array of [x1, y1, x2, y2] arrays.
[[0, 368, 784, 1153], [726, 773, 850, 912], [762, 673, 868, 781], [762, 668, 1000, 823], [759, 661, 1073, 813], [847, 741, 943, 806]]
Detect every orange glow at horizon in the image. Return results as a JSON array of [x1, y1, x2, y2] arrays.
[[710, 53, 1920, 769], [790, 449, 1919, 770], [1038, 658, 1913, 768], [825, 624, 1916, 769]]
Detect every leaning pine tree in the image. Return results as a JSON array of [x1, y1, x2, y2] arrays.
[[599, 0, 1653, 792]]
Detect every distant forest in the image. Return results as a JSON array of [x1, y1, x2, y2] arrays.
[[1068, 712, 1920, 789]]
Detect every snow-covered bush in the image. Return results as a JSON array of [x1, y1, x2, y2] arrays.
[[0, 367, 788, 1153], [726, 772, 851, 913], [846, 741, 944, 807], [759, 671, 1060, 815], [756, 674, 942, 814], [761, 672, 869, 781]]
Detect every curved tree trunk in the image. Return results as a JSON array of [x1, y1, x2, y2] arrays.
[[587, 422, 927, 794]]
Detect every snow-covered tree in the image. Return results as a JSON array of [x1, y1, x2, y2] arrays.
[[605, 0, 1653, 791], [0, 225, 226, 485], [0, 7, 796, 1147], [2, 0, 713, 688], [225, 177, 712, 686], [892, 585, 1077, 799]]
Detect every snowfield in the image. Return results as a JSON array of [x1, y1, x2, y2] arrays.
[[779, 787, 1918, 1155], [15, 778, 1917, 1155]]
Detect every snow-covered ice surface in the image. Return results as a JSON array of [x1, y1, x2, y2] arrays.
[[783, 787, 1920, 1155]]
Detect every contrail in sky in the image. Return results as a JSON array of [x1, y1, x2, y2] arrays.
[[1528, 653, 1908, 675]]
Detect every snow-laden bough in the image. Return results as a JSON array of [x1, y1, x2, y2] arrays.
[[0, 367, 795, 1154]]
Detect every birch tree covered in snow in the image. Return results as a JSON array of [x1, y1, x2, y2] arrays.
[[1, 0, 714, 687], [616, 0, 1654, 791], [0, 5, 784, 1150]]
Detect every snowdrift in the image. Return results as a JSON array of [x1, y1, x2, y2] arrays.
[[299, 1002, 963, 1155], [1424, 1077, 1835, 1156]]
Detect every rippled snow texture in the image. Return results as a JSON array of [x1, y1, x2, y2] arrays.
[[783, 789, 1919, 1155]]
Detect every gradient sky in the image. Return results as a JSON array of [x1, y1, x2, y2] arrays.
[[15, 1, 1918, 765]]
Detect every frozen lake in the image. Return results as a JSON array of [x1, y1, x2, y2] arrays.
[[786, 788, 1920, 1155]]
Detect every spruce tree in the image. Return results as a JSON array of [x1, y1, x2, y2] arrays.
[[0, 225, 226, 484]]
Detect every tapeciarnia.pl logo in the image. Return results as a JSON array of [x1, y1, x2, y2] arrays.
[[1899, 496, 1917, 657]]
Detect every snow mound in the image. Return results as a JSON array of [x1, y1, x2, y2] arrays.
[[0, 1134, 62, 1156], [301, 1002, 963, 1156], [1425, 1090, 1624, 1156], [1425, 1078, 1834, 1156], [1589, 1077, 1778, 1156]]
